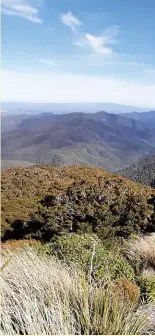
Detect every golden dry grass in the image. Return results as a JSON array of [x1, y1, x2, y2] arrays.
[[126, 233, 155, 272], [112, 277, 140, 304], [1, 239, 41, 253]]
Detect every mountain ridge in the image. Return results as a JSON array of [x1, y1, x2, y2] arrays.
[[2, 102, 153, 115]]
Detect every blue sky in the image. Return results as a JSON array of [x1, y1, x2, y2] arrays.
[[1, 0, 155, 106]]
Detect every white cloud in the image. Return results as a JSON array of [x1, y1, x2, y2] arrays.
[[74, 25, 119, 55], [1, 0, 42, 23], [2, 69, 155, 107], [60, 11, 81, 31]]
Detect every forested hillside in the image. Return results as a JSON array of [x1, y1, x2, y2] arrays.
[[119, 155, 155, 187]]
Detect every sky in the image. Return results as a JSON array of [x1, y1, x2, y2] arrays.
[[1, 0, 155, 107]]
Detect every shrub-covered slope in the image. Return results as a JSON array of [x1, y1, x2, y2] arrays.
[[119, 155, 155, 187], [1, 165, 155, 241]]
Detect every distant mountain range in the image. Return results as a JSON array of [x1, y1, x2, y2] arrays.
[[2, 110, 155, 172], [120, 110, 155, 120], [1, 102, 154, 115]]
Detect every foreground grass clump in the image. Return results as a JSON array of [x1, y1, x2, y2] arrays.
[[125, 233, 155, 302], [125, 233, 155, 273], [112, 278, 140, 304], [1, 247, 146, 335]]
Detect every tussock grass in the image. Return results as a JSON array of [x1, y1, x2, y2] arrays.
[[1, 247, 146, 335], [125, 233, 155, 272]]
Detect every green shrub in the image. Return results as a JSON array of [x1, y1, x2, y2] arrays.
[[138, 275, 155, 302], [46, 233, 134, 281]]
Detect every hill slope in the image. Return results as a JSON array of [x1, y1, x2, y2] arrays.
[[2, 165, 155, 241], [1, 160, 34, 171], [119, 155, 155, 187]]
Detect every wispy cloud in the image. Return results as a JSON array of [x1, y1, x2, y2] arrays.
[[60, 12, 119, 56], [60, 11, 81, 31], [144, 68, 155, 74], [74, 25, 119, 55], [40, 59, 58, 66], [1, 0, 42, 23], [39, 55, 152, 74], [39, 58, 60, 70]]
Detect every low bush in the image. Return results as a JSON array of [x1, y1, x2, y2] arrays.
[[46, 233, 135, 281]]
